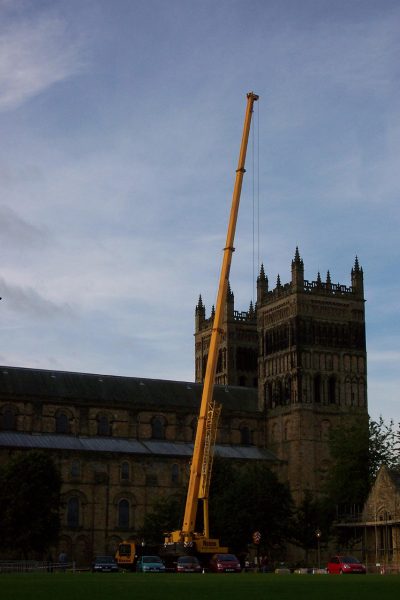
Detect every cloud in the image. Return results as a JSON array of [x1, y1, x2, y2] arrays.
[[0, 277, 74, 318], [0, 205, 48, 246], [0, 8, 86, 111]]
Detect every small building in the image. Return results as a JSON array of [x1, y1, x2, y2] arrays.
[[362, 466, 400, 570]]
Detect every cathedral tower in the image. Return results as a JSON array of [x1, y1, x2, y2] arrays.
[[194, 284, 258, 387], [257, 249, 368, 501]]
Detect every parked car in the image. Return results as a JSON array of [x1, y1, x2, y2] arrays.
[[91, 555, 119, 573], [176, 555, 202, 573], [136, 555, 166, 573], [327, 555, 366, 574], [209, 553, 241, 573]]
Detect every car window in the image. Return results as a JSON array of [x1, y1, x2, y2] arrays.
[[179, 556, 198, 563], [342, 556, 359, 564]]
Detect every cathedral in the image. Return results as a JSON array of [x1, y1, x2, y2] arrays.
[[0, 249, 368, 563]]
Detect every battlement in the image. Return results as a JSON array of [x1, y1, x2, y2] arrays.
[[257, 249, 364, 306], [196, 307, 256, 332], [264, 278, 353, 301]]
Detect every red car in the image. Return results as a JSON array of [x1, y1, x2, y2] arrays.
[[327, 555, 366, 574], [209, 553, 241, 573], [176, 556, 202, 573]]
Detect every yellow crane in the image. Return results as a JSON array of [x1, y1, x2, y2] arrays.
[[164, 91, 259, 555]]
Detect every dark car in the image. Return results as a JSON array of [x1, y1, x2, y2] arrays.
[[136, 555, 166, 573], [327, 555, 366, 575], [209, 553, 241, 573], [176, 555, 202, 573], [91, 555, 119, 573]]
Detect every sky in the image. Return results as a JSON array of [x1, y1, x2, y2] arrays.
[[0, 0, 399, 423]]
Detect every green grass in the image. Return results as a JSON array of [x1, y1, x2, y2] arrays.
[[1, 572, 400, 600]]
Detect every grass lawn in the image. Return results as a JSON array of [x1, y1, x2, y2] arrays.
[[1, 572, 400, 600]]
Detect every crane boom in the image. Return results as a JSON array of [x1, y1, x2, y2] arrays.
[[165, 91, 259, 552]]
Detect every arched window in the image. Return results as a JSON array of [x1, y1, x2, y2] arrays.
[[171, 463, 180, 484], [121, 461, 130, 481], [118, 499, 130, 529], [67, 497, 79, 528], [284, 377, 291, 405], [328, 376, 336, 404], [216, 349, 223, 374], [276, 380, 283, 405], [314, 374, 321, 403], [2, 406, 16, 431], [284, 420, 290, 441], [56, 412, 69, 434], [71, 460, 80, 478], [190, 418, 197, 442], [265, 382, 273, 409], [151, 416, 166, 440], [98, 415, 111, 436], [320, 420, 331, 441], [240, 425, 251, 445]]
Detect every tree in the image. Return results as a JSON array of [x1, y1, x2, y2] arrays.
[[323, 416, 400, 516], [369, 416, 399, 477], [0, 451, 61, 558], [209, 460, 293, 558], [323, 419, 370, 511], [291, 490, 326, 564], [138, 494, 185, 546]]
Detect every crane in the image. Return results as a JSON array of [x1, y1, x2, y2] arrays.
[[164, 91, 259, 555]]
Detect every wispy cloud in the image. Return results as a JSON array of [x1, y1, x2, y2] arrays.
[[0, 205, 48, 246], [0, 8, 86, 111], [0, 277, 74, 318]]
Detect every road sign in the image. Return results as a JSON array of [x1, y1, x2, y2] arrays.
[[252, 531, 261, 544]]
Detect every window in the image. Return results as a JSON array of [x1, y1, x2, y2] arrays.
[[121, 461, 130, 481], [71, 460, 80, 478], [328, 376, 336, 404], [151, 416, 166, 440], [190, 418, 197, 441], [56, 412, 69, 434], [67, 497, 79, 528], [171, 463, 180, 484], [2, 406, 16, 430], [240, 425, 251, 445], [98, 415, 111, 436], [284, 421, 290, 441], [314, 374, 321, 403], [118, 499, 129, 529]]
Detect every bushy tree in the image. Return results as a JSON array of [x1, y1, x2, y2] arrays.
[[209, 459, 293, 557], [291, 490, 327, 563], [138, 494, 185, 546], [323, 416, 400, 515], [0, 451, 61, 558], [369, 416, 399, 476], [323, 419, 370, 510]]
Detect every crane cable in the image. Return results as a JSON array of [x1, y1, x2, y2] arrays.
[[251, 99, 260, 305]]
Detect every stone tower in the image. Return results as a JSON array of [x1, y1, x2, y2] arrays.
[[257, 249, 368, 501], [194, 284, 258, 387]]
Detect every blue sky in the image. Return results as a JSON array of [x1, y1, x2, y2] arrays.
[[0, 0, 399, 422]]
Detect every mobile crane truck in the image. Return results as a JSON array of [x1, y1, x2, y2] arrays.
[[164, 91, 259, 559], [115, 92, 258, 570]]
